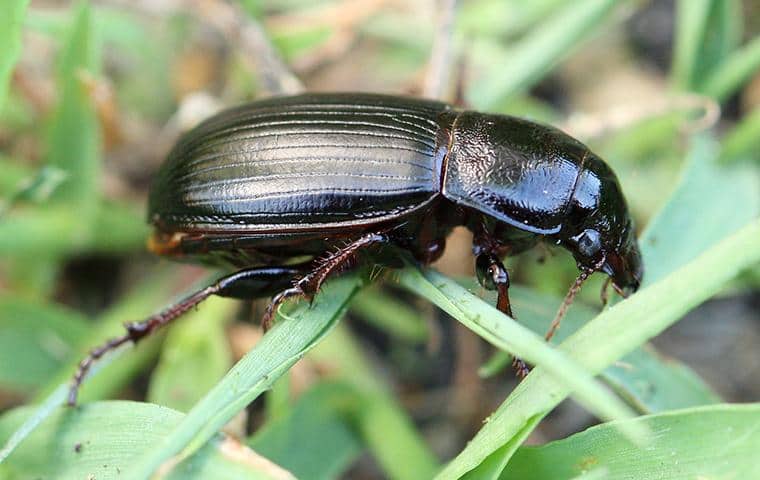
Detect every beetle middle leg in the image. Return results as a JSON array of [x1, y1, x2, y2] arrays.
[[67, 264, 305, 406], [262, 232, 391, 330], [475, 252, 530, 378]]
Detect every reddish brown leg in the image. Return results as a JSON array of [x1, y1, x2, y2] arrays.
[[67, 265, 303, 406], [475, 252, 530, 378], [600, 276, 612, 307], [261, 232, 390, 330]]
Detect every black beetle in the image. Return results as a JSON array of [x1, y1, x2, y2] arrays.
[[68, 93, 642, 404]]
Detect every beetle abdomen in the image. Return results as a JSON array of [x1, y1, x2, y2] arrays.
[[149, 94, 452, 232]]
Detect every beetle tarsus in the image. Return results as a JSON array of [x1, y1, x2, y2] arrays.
[[496, 283, 533, 379], [67, 266, 307, 405], [262, 286, 303, 332], [68, 335, 132, 406], [67, 286, 219, 406], [512, 357, 531, 379]]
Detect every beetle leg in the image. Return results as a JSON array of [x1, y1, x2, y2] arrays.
[[214, 265, 307, 299], [600, 276, 612, 306], [262, 286, 303, 332], [67, 265, 304, 406], [475, 252, 531, 378], [261, 232, 391, 331]]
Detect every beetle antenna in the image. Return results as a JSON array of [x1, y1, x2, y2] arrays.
[[545, 257, 603, 342], [545, 273, 587, 342]]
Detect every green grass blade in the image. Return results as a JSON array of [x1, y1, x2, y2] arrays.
[[310, 324, 441, 480], [478, 350, 512, 378], [250, 382, 363, 480], [47, 2, 101, 219], [700, 35, 760, 101], [350, 287, 429, 344], [0, 0, 28, 112], [0, 401, 294, 479], [265, 373, 292, 422], [436, 219, 760, 479], [721, 107, 760, 164], [89, 200, 150, 253], [468, 0, 622, 109], [147, 297, 235, 412], [602, 346, 719, 413], [0, 159, 145, 254], [474, 285, 719, 412], [696, 0, 742, 88], [124, 276, 360, 479], [712, 0, 743, 58], [671, 0, 748, 95], [0, 384, 68, 465], [459, 0, 566, 38], [31, 268, 182, 403], [0, 201, 148, 257], [397, 267, 642, 433], [1, 271, 200, 464], [504, 404, 760, 479], [0, 208, 80, 257], [0, 166, 67, 217], [640, 135, 760, 287], [0, 296, 89, 392], [671, 0, 713, 90], [0, 155, 30, 194], [0, 333, 141, 465]]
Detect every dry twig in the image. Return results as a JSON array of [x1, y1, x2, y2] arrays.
[[192, 0, 305, 96], [562, 93, 721, 140], [423, 0, 458, 99]]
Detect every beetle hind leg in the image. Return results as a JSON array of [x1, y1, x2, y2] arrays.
[[67, 265, 304, 406]]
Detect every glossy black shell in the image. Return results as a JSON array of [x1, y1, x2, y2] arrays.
[[149, 92, 641, 289], [443, 111, 592, 235], [149, 93, 452, 232], [150, 93, 598, 236]]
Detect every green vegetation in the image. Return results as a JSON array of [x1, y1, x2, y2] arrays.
[[1, 1, 759, 478]]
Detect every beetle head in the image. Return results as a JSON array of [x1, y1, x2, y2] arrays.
[[560, 155, 643, 295]]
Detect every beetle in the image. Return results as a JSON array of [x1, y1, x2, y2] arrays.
[[68, 92, 643, 404]]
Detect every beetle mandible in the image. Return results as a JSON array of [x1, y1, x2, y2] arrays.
[[68, 92, 643, 404]]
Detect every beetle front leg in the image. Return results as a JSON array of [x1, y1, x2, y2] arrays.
[[475, 253, 513, 317], [475, 253, 530, 378], [67, 265, 304, 406]]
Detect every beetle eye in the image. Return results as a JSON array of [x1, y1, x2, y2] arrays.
[[576, 229, 601, 257]]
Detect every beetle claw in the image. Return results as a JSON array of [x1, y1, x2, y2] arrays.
[[512, 357, 531, 379]]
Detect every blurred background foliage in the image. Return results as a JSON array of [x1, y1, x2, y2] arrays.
[[0, 0, 759, 479]]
